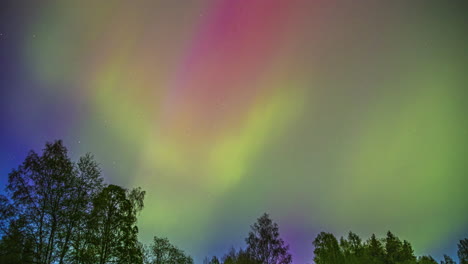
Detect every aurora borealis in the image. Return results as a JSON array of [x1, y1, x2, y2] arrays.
[[0, 0, 467, 263]]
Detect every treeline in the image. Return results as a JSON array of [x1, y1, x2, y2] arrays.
[[313, 232, 467, 264], [0, 141, 466, 264], [204, 222, 468, 264]]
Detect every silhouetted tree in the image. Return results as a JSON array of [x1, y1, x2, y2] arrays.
[[418, 255, 438, 264], [0, 140, 150, 264], [459, 238, 468, 264], [146, 236, 193, 264], [313, 232, 344, 264], [6, 141, 80, 264], [246, 213, 292, 264], [204, 255, 221, 264], [0, 195, 14, 237], [340, 232, 365, 264], [223, 247, 240, 264], [210, 256, 221, 264], [400, 240, 417, 263], [88, 184, 145, 264], [441, 255, 456, 264], [222, 247, 259, 264], [237, 250, 260, 264], [0, 217, 34, 263], [365, 234, 385, 264], [59, 153, 103, 264], [385, 231, 404, 264], [311, 231, 452, 264], [0, 140, 109, 264]]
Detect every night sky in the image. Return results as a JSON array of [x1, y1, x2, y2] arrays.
[[0, 0, 467, 263]]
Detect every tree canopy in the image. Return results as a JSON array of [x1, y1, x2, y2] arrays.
[[312, 231, 467, 264], [0, 140, 465, 264], [246, 213, 292, 264]]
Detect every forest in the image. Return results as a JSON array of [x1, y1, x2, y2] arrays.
[[0, 140, 466, 264]]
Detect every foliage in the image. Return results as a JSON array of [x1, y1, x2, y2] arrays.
[[441, 255, 456, 264], [417, 255, 438, 264], [459, 239, 468, 264], [223, 247, 259, 264], [312, 231, 464, 264], [313, 232, 344, 264], [88, 184, 146, 264], [145, 236, 193, 264], [205, 255, 221, 264], [0, 140, 465, 264], [0, 141, 144, 264], [246, 213, 292, 264]]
